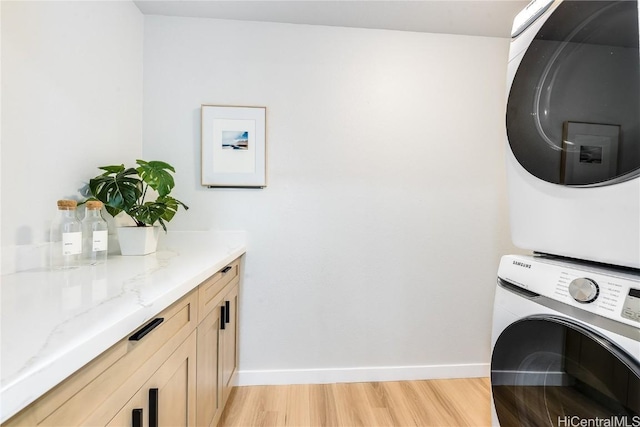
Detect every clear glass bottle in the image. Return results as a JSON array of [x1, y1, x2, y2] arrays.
[[82, 200, 108, 265], [50, 199, 82, 269]]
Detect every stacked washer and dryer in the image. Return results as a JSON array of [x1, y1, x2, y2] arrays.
[[492, 0, 640, 426]]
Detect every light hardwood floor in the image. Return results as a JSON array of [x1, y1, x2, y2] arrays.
[[219, 378, 491, 427]]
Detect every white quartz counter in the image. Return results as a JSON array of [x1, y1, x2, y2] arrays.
[[0, 231, 246, 423]]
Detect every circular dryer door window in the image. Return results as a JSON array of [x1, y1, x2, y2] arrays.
[[507, 0, 640, 186], [491, 316, 640, 426]]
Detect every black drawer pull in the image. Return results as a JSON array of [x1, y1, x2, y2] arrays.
[[222, 265, 233, 274], [225, 300, 230, 324], [221, 305, 226, 330], [132, 408, 142, 427], [129, 318, 164, 341], [149, 388, 159, 427]]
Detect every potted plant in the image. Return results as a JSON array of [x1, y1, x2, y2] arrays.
[[86, 160, 189, 255]]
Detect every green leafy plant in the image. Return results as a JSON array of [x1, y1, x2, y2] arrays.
[[87, 160, 188, 231]]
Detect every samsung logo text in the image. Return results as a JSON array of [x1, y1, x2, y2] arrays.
[[513, 261, 532, 269]]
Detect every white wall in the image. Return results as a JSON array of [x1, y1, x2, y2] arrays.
[[0, 0, 521, 385], [144, 16, 518, 383], [1, 1, 144, 272]]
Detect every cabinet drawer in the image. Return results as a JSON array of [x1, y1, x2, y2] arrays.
[[198, 258, 241, 323], [4, 290, 198, 427]]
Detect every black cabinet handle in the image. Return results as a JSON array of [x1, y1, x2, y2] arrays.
[[129, 318, 164, 341], [132, 408, 142, 427], [222, 265, 232, 274], [220, 305, 226, 330], [225, 300, 230, 324], [149, 388, 158, 427]]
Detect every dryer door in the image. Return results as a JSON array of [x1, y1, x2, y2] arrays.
[[491, 315, 640, 426], [507, 1, 640, 186]]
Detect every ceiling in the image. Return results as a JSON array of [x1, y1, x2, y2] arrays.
[[133, 1, 529, 38]]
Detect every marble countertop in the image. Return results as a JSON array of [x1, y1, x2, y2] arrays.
[[0, 231, 246, 423]]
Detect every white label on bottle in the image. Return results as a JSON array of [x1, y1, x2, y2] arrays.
[[92, 230, 108, 252], [62, 232, 82, 255]]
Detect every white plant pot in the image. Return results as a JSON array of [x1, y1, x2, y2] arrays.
[[117, 226, 160, 256]]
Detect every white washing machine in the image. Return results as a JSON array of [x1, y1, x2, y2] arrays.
[[506, 0, 640, 269], [491, 254, 640, 426]]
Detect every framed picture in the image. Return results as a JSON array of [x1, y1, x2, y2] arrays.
[[561, 121, 619, 185], [201, 105, 266, 188]]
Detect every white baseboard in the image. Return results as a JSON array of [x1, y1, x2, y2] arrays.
[[236, 363, 490, 386]]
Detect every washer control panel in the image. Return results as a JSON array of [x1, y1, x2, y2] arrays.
[[622, 288, 640, 324], [498, 255, 640, 329], [568, 278, 600, 303]]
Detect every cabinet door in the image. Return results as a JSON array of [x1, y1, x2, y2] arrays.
[[107, 331, 197, 427], [220, 283, 239, 407], [196, 303, 222, 427]]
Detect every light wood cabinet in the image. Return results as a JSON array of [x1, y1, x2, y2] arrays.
[[4, 289, 198, 427], [3, 255, 242, 427], [220, 283, 239, 407], [196, 304, 222, 427], [107, 330, 197, 427], [196, 258, 240, 427]]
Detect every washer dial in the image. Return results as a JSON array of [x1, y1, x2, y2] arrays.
[[568, 278, 599, 303]]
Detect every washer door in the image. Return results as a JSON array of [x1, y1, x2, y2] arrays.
[[491, 315, 640, 426], [507, 1, 640, 186]]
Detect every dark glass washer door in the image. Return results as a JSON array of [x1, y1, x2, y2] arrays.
[[492, 316, 640, 427], [507, 1, 640, 186]]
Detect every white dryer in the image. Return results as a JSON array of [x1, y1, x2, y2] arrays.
[[506, 0, 640, 268], [491, 254, 640, 426]]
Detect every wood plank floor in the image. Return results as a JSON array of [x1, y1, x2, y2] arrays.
[[219, 378, 491, 427]]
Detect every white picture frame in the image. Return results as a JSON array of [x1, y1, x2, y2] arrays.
[[201, 105, 266, 188]]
